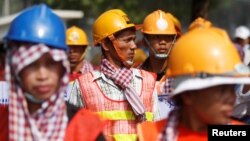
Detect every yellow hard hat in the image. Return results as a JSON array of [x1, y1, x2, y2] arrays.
[[167, 27, 244, 77], [165, 27, 250, 96], [166, 13, 182, 36], [142, 10, 177, 35], [66, 26, 89, 46], [92, 9, 135, 46], [188, 17, 213, 31], [132, 48, 147, 67]]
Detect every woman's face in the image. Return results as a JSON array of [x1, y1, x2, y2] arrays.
[[19, 53, 64, 101], [182, 85, 236, 125]]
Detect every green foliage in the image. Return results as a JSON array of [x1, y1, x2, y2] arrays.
[[31, 0, 190, 24]]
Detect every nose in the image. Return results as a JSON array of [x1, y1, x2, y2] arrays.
[[130, 40, 137, 49], [69, 48, 74, 53], [225, 90, 236, 105], [159, 38, 167, 45], [36, 65, 49, 80]]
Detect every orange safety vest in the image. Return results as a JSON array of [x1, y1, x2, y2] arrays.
[[78, 70, 156, 141], [137, 119, 245, 141]]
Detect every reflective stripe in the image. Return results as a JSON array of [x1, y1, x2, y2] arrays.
[[113, 134, 137, 141], [97, 111, 153, 121]]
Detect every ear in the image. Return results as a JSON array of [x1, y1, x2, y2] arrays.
[[101, 41, 109, 51]]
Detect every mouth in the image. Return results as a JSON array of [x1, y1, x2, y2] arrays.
[[128, 53, 135, 60], [222, 109, 233, 118], [157, 49, 168, 54], [34, 85, 52, 94]]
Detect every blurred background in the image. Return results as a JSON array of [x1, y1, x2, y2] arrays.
[[1, 0, 250, 64]]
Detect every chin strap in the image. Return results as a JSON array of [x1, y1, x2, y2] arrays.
[[79, 46, 88, 61], [108, 35, 133, 68], [24, 93, 45, 104], [144, 35, 177, 59]]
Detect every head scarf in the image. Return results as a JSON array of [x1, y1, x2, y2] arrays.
[[6, 44, 69, 141]]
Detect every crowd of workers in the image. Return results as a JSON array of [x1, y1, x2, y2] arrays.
[[1, 3, 250, 141]]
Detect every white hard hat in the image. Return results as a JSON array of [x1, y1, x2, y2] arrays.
[[235, 25, 250, 39], [170, 75, 250, 96]]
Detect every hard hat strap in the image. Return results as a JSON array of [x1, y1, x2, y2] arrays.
[[79, 46, 88, 61]]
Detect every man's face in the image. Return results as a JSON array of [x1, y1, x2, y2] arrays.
[[182, 84, 236, 125], [108, 28, 137, 65], [68, 45, 87, 66], [146, 34, 176, 55]]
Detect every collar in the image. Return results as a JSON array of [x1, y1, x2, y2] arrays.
[[91, 68, 143, 82]]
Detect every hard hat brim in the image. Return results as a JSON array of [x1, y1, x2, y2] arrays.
[[161, 76, 250, 98]]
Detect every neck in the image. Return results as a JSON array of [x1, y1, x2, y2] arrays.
[[27, 100, 41, 114], [179, 108, 207, 132], [149, 54, 167, 73], [105, 55, 123, 69], [70, 60, 84, 73]]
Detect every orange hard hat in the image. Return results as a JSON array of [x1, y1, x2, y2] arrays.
[[166, 27, 250, 96], [188, 17, 213, 31], [166, 13, 182, 36], [142, 10, 177, 35], [132, 48, 147, 67], [67, 26, 89, 46], [167, 27, 243, 77], [92, 9, 135, 46]]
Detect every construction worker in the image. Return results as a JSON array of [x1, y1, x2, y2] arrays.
[[137, 27, 250, 141], [140, 10, 178, 81], [65, 26, 93, 107], [139, 10, 178, 119], [233, 25, 250, 64], [0, 4, 104, 141], [69, 9, 160, 141], [67, 26, 94, 81]]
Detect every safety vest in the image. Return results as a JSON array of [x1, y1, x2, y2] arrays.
[[78, 69, 156, 141]]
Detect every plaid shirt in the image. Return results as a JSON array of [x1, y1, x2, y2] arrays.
[[70, 69, 162, 120]]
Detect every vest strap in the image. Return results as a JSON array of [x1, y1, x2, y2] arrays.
[[97, 110, 153, 121]]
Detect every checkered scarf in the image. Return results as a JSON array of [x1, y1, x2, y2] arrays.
[[100, 58, 146, 122], [163, 78, 173, 94], [6, 44, 69, 141], [159, 110, 179, 141]]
